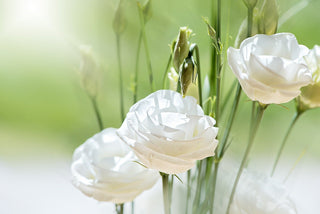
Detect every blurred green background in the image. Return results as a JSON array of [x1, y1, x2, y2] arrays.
[[0, 0, 319, 164]]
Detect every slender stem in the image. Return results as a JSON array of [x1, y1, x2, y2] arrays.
[[116, 204, 124, 214], [192, 161, 203, 212], [138, 8, 155, 92], [193, 45, 203, 107], [162, 173, 171, 214], [116, 35, 125, 122], [90, 96, 104, 131], [221, 79, 237, 114], [247, 7, 254, 37], [210, 161, 219, 214], [217, 83, 242, 158], [208, 84, 241, 214], [226, 104, 267, 214], [131, 202, 134, 214], [133, 31, 143, 104], [270, 111, 303, 176], [250, 101, 256, 130], [162, 54, 173, 89], [186, 170, 191, 214], [208, 0, 217, 116], [214, 0, 222, 126]]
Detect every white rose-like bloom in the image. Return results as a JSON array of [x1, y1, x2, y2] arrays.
[[117, 90, 218, 174], [299, 45, 320, 109], [230, 170, 297, 214], [71, 128, 159, 204], [228, 33, 312, 104]]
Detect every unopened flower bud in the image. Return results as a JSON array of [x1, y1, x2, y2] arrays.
[[78, 45, 99, 98], [258, 0, 279, 35], [113, 0, 126, 35], [180, 57, 196, 96], [173, 27, 192, 72], [298, 45, 320, 110], [168, 67, 179, 91], [242, 0, 257, 9]]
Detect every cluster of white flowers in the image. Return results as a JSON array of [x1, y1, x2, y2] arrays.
[[71, 90, 218, 202], [71, 32, 319, 212]]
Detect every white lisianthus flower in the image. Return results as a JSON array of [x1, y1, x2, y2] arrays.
[[230, 170, 297, 214], [228, 33, 313, 104], [299, 45, 320, 109], [117, 90, 218, 174], [71, 128, 159, 204]]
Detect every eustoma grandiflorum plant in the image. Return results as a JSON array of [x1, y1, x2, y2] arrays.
[[226, 32, 312, 213], [71, 128, 159, 213], [70, 0, 319, 213], [117, 90, 218, 214], [271, 45, 320, 176]]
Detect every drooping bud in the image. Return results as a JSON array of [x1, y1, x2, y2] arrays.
[[242, 0, 258, 9], [78, 45, 99, 98], [173, 27, 192, 72], [258, 0, 279, 35], [180, 56, 197, 96], [298, 45, 320, 110], [113, 0, 126, 35]]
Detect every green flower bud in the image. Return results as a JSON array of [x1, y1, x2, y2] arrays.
[[167, 66, 199, 102], [78, 45, 99, 98], [168, 67, 179, 91], [258, 0, 279, 35], [242, 0, 258, 9], [113, 0, 126, 35], [298, 45, 320, 110], [180, 57, 196, 96], [173, 27, 192, 72]]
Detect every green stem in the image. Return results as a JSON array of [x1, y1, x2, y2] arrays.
[[133, 31, 143, 104], [162, 54, 172, 89], [186, 170, 191, 214], [138, 8, 155, 92], [116, 204, 124, 214], [226, 103, 267, 214], [209, 161, 219, 214], [209, 84, 241, 214], [192, 161, 203, 212], [90, 96, 104, 131], [214, 0, 222, 126], [270, 111, 303, 176], [131, 202, 134, 214], [217, 83, 242, 158], [116, 35, 125, 122], [221, 79, 237, 114], [208, 0, 217, 116], [247, 7, 254, 37], [162, 173, 171, 214]]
